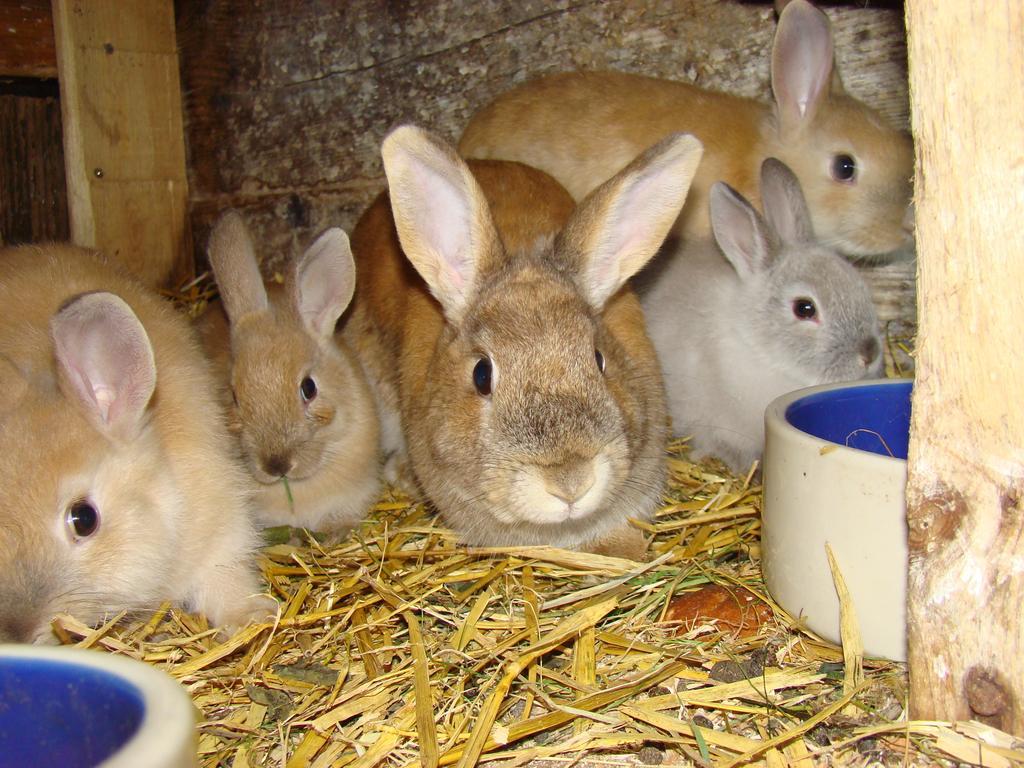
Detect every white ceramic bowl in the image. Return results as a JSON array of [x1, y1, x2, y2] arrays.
[[761, 378, 911, 661], [0, 645, 197, 767]]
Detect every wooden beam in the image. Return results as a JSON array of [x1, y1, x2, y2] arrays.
[[905, 0, 1024, 734], [0, 0, 57, 79], [52, 0, 192, 288]]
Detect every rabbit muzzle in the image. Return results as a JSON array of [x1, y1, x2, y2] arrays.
[[509, 451, 615, 525]]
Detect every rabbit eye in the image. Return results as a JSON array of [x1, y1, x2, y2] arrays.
[[300, 376, 318, 403], [65, 500, 100, 540], [831, 154, 857, 183], [473, 357, 492, 396], [793, 297, 818, 321], [595, 349, 606, 374]]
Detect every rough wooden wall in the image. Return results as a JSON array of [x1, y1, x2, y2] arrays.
[[0, 79, 68, 246], [175, 0, 915, 348]]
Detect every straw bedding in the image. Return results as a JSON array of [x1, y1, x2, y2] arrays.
[[51, 438, 1023, 768], [54, 281, 1006, 765]]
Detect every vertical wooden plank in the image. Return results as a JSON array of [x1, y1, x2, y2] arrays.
[[0, 80, 69, 245], [904, 0, 1024, 734], [52, 0, 192, 288]]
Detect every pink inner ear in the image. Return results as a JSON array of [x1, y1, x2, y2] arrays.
[[408, 161, 473, 290], [297, 229, 355, 339], [582, 163, 690, 308], [51, 292, 156, 440], [383, 125, 497, 321], [386, 150, 480, 320], [773, 1, 833, 127], [67, 363, 113, 423], [710, 184, 769, 278]]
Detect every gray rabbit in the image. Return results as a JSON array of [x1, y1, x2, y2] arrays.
[[639, 158, 884, 474]]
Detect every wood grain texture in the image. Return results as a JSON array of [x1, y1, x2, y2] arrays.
[[0, 82, 69, 245], [53, 0, 192, 288], [175, 0, 915, 345], [0, 0, 57, 78], [905, 0, 1024, 733]]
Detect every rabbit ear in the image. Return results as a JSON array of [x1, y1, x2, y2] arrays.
[[560, 132, 703, 309], [772, 0, 834, 135], [709, 182, 774, 279], [381, 124, 500, 323], [294, 228, 356, 340], [0, 355, 27, 417], [760, 158, 815, 244], [50, 292, 156, 442], [207, 211, 269, 323]]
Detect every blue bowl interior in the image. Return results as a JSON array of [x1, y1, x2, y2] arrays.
[[784, 381, 912, 460], [0, 658, 144, 768]]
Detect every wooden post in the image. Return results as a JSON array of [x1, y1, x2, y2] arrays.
[[52, 0, 192, 288], [904, 1, 1024, 733]]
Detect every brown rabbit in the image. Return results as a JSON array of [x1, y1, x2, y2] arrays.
[[459, 0, 913, 259], [198, 212, 381, 536], [344, 126, 702, 557], [0, 244, 275, 643]]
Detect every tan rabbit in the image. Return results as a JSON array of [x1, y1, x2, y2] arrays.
[[459, 0, 913, 259], [344, 125, 702, 558], [198, 212, 381, 536], [0, 244, 275, 643]]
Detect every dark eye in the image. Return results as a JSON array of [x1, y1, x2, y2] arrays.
[[473, 357, 492, 396], [66, 500, 100, 539], [831, 154, 857, 183], [300, 376, 318, 403], [595, 349, 606, 374], [793, 297, 818, 320]]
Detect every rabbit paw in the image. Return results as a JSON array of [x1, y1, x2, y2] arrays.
[[589, 523, 649, 561], [216, 594, 280, 640]]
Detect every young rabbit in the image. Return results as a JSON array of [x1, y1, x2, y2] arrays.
[[198, 212, 381, 535], [343, 125, 703, 558], [0, 244, 275, 643], [637, 158, 884, 475], [459, 0, 914, 259]]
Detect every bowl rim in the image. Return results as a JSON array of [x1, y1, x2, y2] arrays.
[[0, 644, 196, 767], [765, 377, 912, 467]]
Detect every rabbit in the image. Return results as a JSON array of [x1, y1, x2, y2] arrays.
[[197, 211, 381, 536], [636, 158, 885, 475], [0, 244, 276, 643], [342, 125, 703, 558], [458, 0, 914, 260]]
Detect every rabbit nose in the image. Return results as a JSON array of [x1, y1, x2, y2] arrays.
[[545, 459, 596, 505], [262, 454, 293, 478], [859, 336, 881, 368]]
